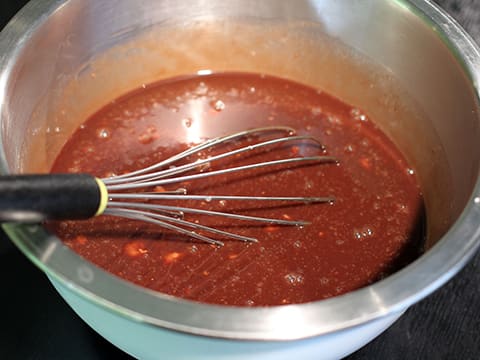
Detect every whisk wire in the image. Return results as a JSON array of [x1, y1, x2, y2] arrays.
[[103, 134, 323, 186], [102, 127, 337, 245], [106, 156, 335, 191], [108, 193, 334, 203], [104, 126, 298, 183], [107, 201, 311, 226], [104, 207, 263, 245], [104, 208, 226, 246]]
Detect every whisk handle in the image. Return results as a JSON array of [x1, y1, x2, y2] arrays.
[[0, 174, 104, 222]]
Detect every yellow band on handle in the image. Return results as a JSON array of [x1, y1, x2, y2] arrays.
[[94, 178, 109, 216]]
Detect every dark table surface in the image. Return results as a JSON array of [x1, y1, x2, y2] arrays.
[[0, 0, 479, 359]]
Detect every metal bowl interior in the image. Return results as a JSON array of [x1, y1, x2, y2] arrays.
[[0, 0, 479, 341]]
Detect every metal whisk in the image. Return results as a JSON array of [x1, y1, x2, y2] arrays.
[[0, 127, 336, 246]]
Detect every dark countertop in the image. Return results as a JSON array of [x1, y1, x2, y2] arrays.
[[0, 1, 479, 359]]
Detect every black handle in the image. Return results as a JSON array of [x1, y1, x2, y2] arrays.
[[0, 174, 102, 222]]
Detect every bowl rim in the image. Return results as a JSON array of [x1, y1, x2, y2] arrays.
[[1, 0, 480, 341]]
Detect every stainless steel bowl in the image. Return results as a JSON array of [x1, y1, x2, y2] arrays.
[[1, 1, 479, 359]]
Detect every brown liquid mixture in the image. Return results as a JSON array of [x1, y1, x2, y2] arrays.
[[50, 73, 424, 306]]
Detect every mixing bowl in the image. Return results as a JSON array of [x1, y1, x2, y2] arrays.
[[0, 0, 479, 359]]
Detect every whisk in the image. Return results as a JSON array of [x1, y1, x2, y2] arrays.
[[0, 126, 337, 246]]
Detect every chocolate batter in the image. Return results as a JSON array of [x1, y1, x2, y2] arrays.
[[50, 72, 424, 306]]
